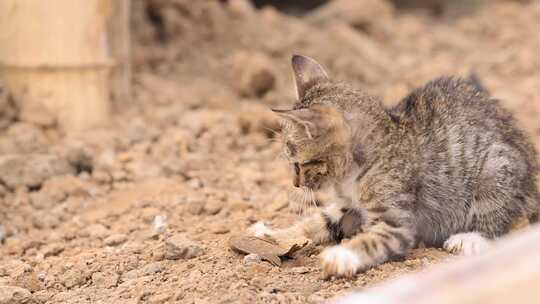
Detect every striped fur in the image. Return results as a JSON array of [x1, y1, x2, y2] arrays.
[[256, 55, 540, 278]]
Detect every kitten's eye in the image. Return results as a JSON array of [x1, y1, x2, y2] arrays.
[[302, 159, 324, 166]]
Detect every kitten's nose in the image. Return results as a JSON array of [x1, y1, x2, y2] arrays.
[[293, 163, 301, 187], [293, 173, 300, 187]]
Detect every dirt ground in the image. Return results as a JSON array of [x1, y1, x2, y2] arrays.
[[2, 0, 540, 303]]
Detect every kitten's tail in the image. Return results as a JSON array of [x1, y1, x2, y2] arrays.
[[466, 72, 489, 94]]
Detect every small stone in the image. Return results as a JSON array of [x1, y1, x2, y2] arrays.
[[152, 215, 167, 235], [92, 271, 119, 288], [227, 0, 255, 18], [84, 224, 110, 239], [61, 269, 86, 288], [0, 226, 5, 243], [229, 201, 252, 212], [165, 234, 204, 260], [41, 243, 64, 258], [104, 234, 128, 246], [0, 286, 31, 304], [243, 253, 262, 265], [37, 272, 46, 281], [141, 262, 162, 276], [187, 197, 205, 215], [120, 269, 138, 282], [290, 266, 310, 274], [0, 154, 75, 189], [204, 199, 224, 215], [188, 179, 202, 189], [92, 169, 112, 184], [210, 224, 230, 235], [231, 52, 276, 98]]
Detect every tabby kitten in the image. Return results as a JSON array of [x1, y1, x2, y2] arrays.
[[251, 55, 539, 278]]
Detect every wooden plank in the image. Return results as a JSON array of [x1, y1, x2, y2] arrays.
[[334, 225, 540, 304], [0, 0, 130, 132]]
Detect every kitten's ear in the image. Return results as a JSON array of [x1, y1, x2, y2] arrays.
[[291, 54, 329, 100], [272, 105, 342, 139]]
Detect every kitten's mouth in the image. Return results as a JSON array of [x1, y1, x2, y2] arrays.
[[287, 187, 322, 214]]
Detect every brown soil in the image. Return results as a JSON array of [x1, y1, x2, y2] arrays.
[[2, 1, 540, 303]]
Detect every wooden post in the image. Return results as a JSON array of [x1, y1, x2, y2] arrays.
[[0, 0, 131, 132], [334, 224, 540, 304]]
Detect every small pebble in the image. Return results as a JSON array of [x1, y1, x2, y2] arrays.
[[165, 234, 204, 260], [104, 234, 128, 246], [243, 253, 262, 265], [152, 215, 167, 234]]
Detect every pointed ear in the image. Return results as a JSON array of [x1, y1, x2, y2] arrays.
[[291, 54, 329, 100], [272, 105, 342, 139]]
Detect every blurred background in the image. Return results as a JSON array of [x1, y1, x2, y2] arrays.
[[0, 1, 539, 303]]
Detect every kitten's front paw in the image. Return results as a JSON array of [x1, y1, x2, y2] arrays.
[[444, 232, 490, 256], [320, 245, 362, 279], [247, 222, 275, 238]]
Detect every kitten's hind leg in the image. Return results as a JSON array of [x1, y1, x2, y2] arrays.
[[443, 232, 491, 256]]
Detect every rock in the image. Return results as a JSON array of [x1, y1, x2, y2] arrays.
[[243, 253, 262, 265], [210, 223, 230, 235], [229, 201, 253, 212], [84, 224, 110, 239], [187, 195, 205, 215], [141, 262, 162, 276], [0, 154, 75, 189], [120, 269, 138, 282], [0, 226, 5, 243], [227, 0, 255, 18], [0, 286, 31, 304], [60, 139, 94, 173], [0, 123, 48, 154], [104, 234, 128, 246], [61, 269, 87, 288], [204, 199, 224, 215], [290, 266, 310, 274], [152, 215, 168, 236], [8, 269, 44, 295], [308, 0, 394, 36], [164, 234, 204, 260], [231, 52, 276, 98], [29, 191, 55, 209], [91, 271, 119, 288], [41, 243, 64, 258], [92, 169, 112, 184]]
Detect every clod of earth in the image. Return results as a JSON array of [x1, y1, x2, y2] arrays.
[[229, 234, 309, 266]]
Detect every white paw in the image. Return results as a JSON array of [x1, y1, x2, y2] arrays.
[[444, 232, 491, 256], [320, 245, 363, 278], [248, 222, 274, 238]]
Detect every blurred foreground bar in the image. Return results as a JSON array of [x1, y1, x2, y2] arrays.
[[334, 224, 540, 304], [0, 0, 131, 133]]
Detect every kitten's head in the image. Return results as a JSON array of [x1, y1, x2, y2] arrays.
[[274, 55, 354, 191]]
